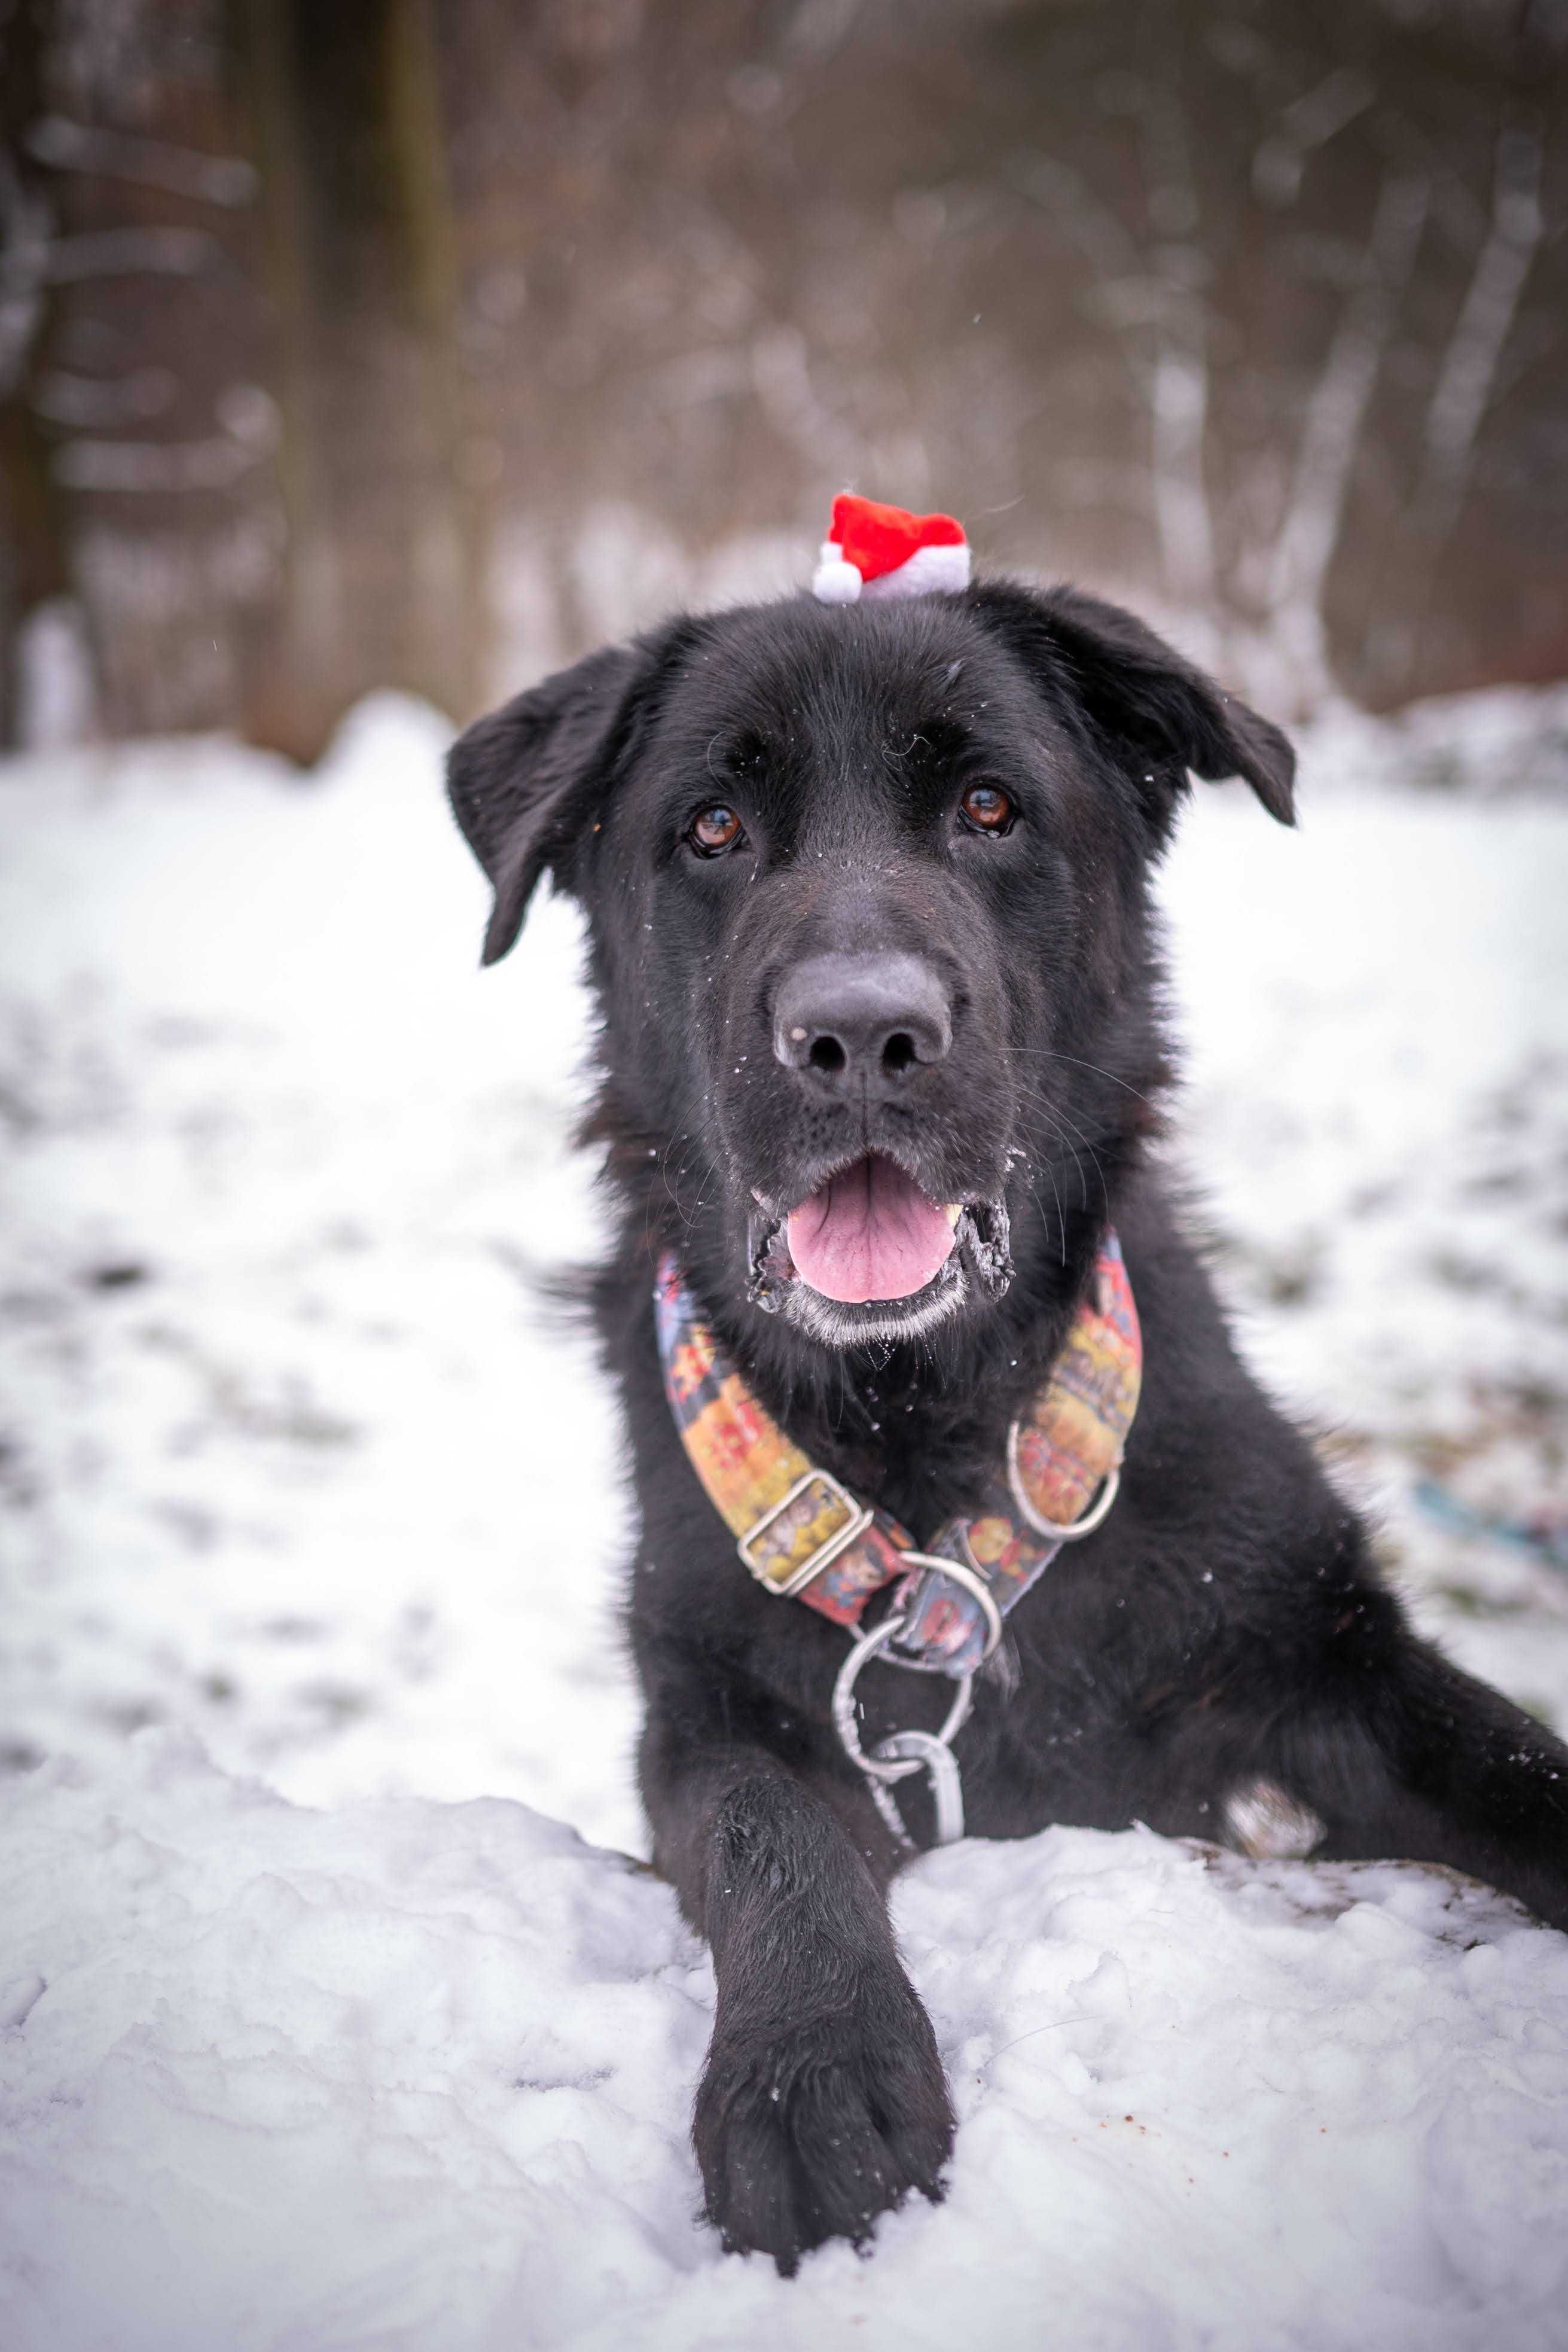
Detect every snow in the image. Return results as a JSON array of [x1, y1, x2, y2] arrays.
[[1161, 764, 1568, 1729], [3, 1735, 1565, 2352], [0, 699, 639, 1851], [1, 680, 1566, 2346]]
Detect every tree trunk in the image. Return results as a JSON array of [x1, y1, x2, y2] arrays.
[[235, 0, 484, 760], [0, 0, 74, 748]]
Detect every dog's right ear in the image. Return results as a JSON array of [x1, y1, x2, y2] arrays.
[[447, 639, 657, 965]]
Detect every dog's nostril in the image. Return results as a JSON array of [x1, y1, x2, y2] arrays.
[[773, 952, 953, 1080]]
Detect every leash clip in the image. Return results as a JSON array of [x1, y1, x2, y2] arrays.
[[832, 1610, 974, 1848]]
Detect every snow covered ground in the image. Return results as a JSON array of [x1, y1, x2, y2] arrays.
[[6, 1739, 1566, 2352], [1, 682, 1566, 2348]]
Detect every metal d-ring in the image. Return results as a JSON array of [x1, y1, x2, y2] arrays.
[[1006, 1421, 1122, 1544]]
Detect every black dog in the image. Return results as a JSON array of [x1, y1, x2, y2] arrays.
[[448, 577, 1568, 2273]]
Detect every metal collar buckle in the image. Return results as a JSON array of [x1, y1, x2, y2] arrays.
[[736, 1467, 873, 1598]]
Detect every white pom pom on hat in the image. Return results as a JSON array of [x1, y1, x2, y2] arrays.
[[812, 546, 865, 605], [810, 493, 971, 605]]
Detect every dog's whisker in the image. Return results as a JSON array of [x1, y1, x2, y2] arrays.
[[1038, 1101, 1111, 1215], [997, 1046, 1157, 1107]]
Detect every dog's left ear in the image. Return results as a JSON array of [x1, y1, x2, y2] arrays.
[[448, 633, 672, 965], [973, 580, 1295, 833]]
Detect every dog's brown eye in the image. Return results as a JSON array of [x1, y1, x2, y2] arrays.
[[688, 803, 745, 856], [959, 784, 1014, 834]]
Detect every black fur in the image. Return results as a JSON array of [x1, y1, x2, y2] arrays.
[[449, 578, 1568, 2273]]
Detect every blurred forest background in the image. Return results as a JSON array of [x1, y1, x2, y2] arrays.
[[1, 0, 1564, 760]]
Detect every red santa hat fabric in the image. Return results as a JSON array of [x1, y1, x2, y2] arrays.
[[812, 493, 971, 604]]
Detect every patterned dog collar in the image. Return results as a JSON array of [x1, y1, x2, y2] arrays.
[[654, 1236, 1141, 1681]]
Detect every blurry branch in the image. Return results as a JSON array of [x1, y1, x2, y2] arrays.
[[1259, 171, 1429, 708], [1006, 149, 1141, 296], [41, 227, 225, 281], [241, 0, 324, 732], [1411, 123, 1543, 552], [51, 434, 265, 494], [0, 154, 51, 397], [1010, 65, 1224, 660], [26, 115, 258, 206], [30, 366, 174, 428], [784, 0, 865, 68], [1009, 18, 1233, 651], [1121, 51, 1218, 648], [1251, 68, 1375, 208], [751, 325, 862, 476], [643, 346, 753, 411]]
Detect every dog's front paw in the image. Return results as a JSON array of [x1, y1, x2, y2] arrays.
[[694, 1968, 954, 2274]]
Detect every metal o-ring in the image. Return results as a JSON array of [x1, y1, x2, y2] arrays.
[[831, 1612, 975, 1781], [895, 1548, 1004, 1661]]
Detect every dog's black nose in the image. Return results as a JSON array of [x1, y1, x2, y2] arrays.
[[773, 952, 952, 1082]]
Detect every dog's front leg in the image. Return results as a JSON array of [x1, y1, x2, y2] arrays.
[[649, 1748, 953, 2271]]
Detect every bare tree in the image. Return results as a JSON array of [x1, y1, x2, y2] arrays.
[[4, 0, 1563, 744]]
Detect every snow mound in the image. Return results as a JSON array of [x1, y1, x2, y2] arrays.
[[2, 1736, 1566, 2352], [1299, 680, 1568, 803]]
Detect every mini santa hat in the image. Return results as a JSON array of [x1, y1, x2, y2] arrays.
[[812, 492, 971, 604]]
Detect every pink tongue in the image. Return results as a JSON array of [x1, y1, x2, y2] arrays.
[[787, 1157, 956, 1303]]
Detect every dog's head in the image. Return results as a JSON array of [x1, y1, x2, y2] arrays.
[[449, 580, 1293, 1351]]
